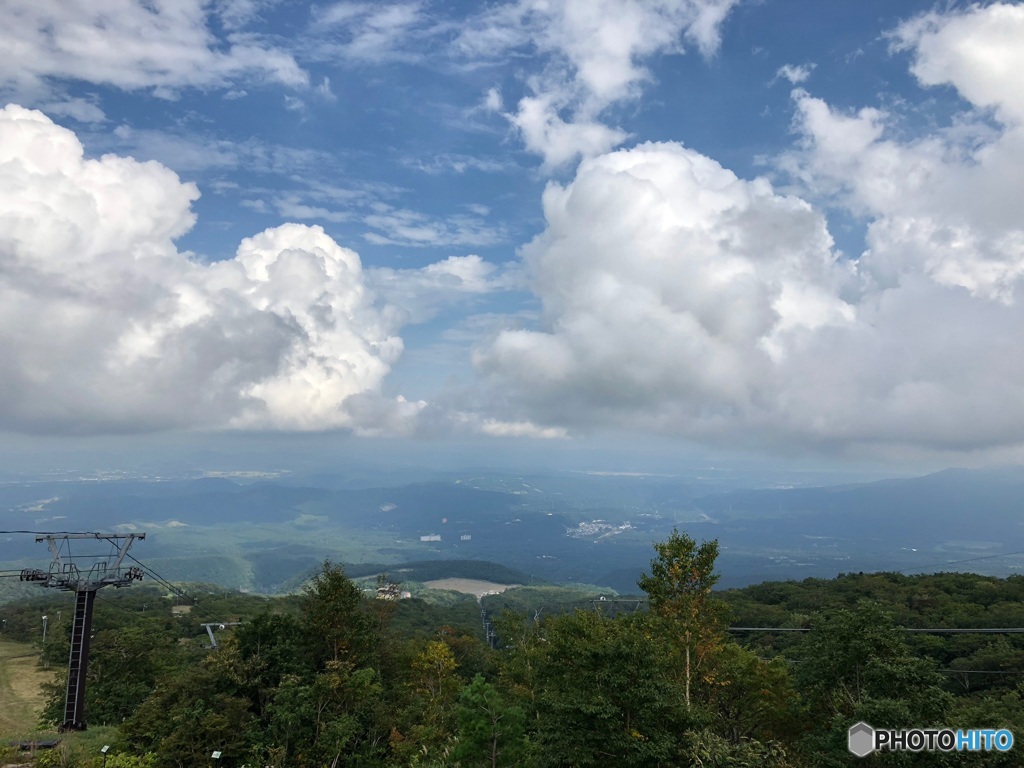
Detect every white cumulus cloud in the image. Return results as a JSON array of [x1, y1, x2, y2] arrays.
[[475, 142, 854, 440], [0, 105, 406, 435], [471, 4, 1024, 458], [457, 0, 740, 169], [783, 3, 1024, 303], [893, 3, 1024, 125]]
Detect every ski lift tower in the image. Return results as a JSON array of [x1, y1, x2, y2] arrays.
[[20, 533, 145, 731]]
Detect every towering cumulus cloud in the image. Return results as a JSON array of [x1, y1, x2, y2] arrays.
[[476, 123, 1024, 454], [476, 142, 855, 442], [471, 3, 1024, 458], [0, 105, 404, 434]]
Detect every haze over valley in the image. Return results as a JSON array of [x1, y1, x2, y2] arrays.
[[5, 462, 1024, 597], [8, 3, 1024, 764]]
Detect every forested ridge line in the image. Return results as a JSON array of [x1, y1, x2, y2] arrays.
[[4, 541, 1024, 766]]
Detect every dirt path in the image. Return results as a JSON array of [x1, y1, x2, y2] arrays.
[[0, 640, 51, 736]]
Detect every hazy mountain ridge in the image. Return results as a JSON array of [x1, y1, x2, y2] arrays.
[[4, 466, 1024, 595]]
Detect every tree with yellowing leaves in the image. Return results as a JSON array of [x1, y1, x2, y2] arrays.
[[638, 529, 728, 708]]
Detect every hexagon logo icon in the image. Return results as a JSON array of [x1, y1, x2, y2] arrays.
[[848, 721, 875, 758]]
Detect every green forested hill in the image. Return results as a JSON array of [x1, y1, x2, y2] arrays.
[[5, 553, 1024, 767]]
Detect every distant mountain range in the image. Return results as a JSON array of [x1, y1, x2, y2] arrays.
[[3, 465, 1024, 595]]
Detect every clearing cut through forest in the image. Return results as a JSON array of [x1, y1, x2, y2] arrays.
[[0, 639, 52, 735], [422, 578, 519, 598]]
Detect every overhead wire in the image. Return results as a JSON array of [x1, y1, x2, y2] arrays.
[[895, 549, 1024, 574], [7, 520, 1024, 633], [756, 656, 1024, 676], [124, 553, 199, 606], [1, 529, 226, 626], [94, 593, 150, 618], [1, 532, 218, 626], [120, 552, 234, 626], [729, 626, 1024, 633], [0, 530, 103, 536]]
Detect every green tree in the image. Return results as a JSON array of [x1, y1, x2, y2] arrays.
[[264, 662, 386, 767], [223, 612, 314, 719], [89, 625, 188, 724], [947, 637, 1024, 694], [454, 674, 527, 768], [391, 640, 463, 765], [684, 729, 791, 768], [302, 561, 376, 667], [794, 601, 908, 718], [792, 602, 954, 767], [41, 623, 191, 728], [949, 682, 1024, 768], [703, 642, 801, 744], [532, 610, 694, 767], [493, 610, 545, 720], [638, 529, 728, 707], [122, 664, 254, 768]]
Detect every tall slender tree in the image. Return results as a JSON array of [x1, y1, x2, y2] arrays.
[[638, 529, 728, 707], [302, 561, 375, 666]]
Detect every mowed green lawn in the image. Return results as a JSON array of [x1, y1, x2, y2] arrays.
[[0, 640, 51, 736]]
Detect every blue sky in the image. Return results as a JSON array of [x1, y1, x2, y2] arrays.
[[2, 0, 1024, 474]]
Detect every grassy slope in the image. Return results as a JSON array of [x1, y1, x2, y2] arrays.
[[0, 640, 52, 737]]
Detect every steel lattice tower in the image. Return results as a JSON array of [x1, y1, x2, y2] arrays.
[[21, 533, 145, 731]]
